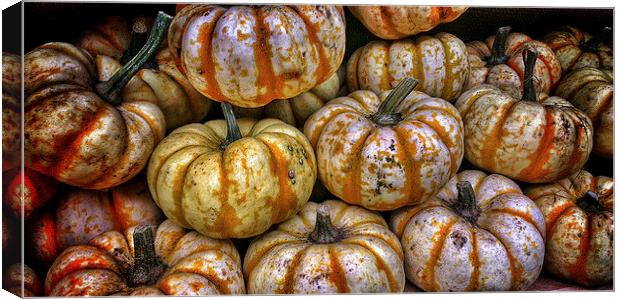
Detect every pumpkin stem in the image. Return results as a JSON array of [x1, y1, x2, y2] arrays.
[[370, 77, 418, 126], [95, 11, 172, 105], [453, 181, 481, 224], [486, 26, 511, 66], [220, 102, 243, 149], [580, 27, 612, 52], [576, 191, 604, 213], [120, 16, 150, 65], [127, 225, 166, 287], [309, 204, 342, 244], [521, 49, 538, 102]]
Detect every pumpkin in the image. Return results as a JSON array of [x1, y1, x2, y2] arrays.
[[346, 32, 469, 102], [304, 78, 464, 211], [455, 50, 593, 183], [244, 200, 405, 293], [3, 264, 42, 297], [555, 67, 613, 158], [233, 65, 347, 127], [77, 15, 132, 60], [23, 12, 171, 190], [3, 168, 58, 220], [44, 219, 245, 296], [465, 26, 562, 99], [2, 52, 20, 171], [390, 170, 546, 291], [2, 211, 15, 254], [168, 4, 346, 107], [348, 6, 468, 40], [28, 178, 164, 265], [542, 26, 613, 72], [525, 170, 613, 286]]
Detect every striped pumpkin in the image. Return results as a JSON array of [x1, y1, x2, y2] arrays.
[[542, 26, 613, 72]]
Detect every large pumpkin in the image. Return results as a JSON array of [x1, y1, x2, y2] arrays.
[[555, 67, 613, 158], [2, 52, 20, 171], [304, 78, 464, 211], [147, 103, 317, 239], [526, 170, 613, 286], [346, 32, 469, 102], [168, 4, 346, 107], [390, 170, 546, 291], [23, 12, 171, 189], [455, 50, 593, 183], [542, 26, 613, 72], [348, 6, 468, 40], [28, 178, 164, 265], [44, 220, 245, 296], [245, 200, 405, 293], [3, 264, 42, 297], [465, 27, 562, 99], [3, 168, 58, 220]]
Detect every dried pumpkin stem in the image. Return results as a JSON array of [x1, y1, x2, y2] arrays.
[[220, 102, 243, 149], [581, 27, 612, 52], [453, 181, 481, 224], [370, 77, 418, 126], [127, 225, 166, 287], [309, 204, 342, 244], [96, 11, 172, 105], [486, 26, 511, 66], [521, 49, 538, 102], [120, 16, 150, 65], [576, 191, 604, 213]]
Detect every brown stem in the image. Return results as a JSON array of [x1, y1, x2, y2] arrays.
[[486, 26, 511, 66], [308, 204, 342, 244], [580, 27, 612, 52], [370, 77, 418, 126], [521, 49, 538, 102], [576, 191, 604, 213], [127, 225, 166, 287], [452, 181, 481, 223], [120, 16, 150, 65], [220, 102, 243, 149]]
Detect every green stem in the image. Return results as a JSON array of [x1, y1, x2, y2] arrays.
[[308, 204, 342, 244], [580, 27, 612, 52], [220, 102, 243, 149], [96, 11, 172, 105], [521, 49, 538, 102], [119, 16, 150, 65], [453, 181, 481, 223], [127, 225, 166, 287], [576, 191, 604, 213], [370, 77, 418, 126], [486, 26, 511, 66]]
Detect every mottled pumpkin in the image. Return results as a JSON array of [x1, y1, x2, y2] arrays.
[[28, 178, 164, 265], [390, 170, 546, 291], [348, 6, 468, 40], [44, 220, 245, 296], [304, 78, 463, 211], [346, 32, 469, 102], [555, 67, 613, 158], [147, 103, 317, 239], [245, 200, 405, 293], [2, 52, 20, 171], [3, 168, 58, 220], [526, 170, 613, 286], [542, 26, 613, 72], [3, 264, 43, 297], [168, 4, 346, 107], [455, 50, 593, 183]]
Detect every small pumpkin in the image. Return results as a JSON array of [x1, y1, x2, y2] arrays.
[[3, 168, 58, 220], [168, 4, 346, 107], [77, 15, 133, 60], [465, 26, 562, 99], [526, 170, 613, 287], [3, 264, 43, 297], [348, 6, 468, 40], [245, 200, 405, 293], [555, 67, 613, 158], [2, 52, 20, 171], [44, 220, 245, 296], [455, 50, 593, 183], [147, 103, 317, 239], [304, 78, 464, 210], [390, 170, 546, 291], [28, 178, 164, 265], [542, 26, 613, 72]]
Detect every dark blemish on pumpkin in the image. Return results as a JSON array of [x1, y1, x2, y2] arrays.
[[299, 158, 304, 165], [288, 170, 296, 179], [450, 230, 467, 249], [288, 145, 294, 151]]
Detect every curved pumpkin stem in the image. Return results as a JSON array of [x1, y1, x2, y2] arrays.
[[120, 16, 150, 65], [220, 102, 243, 149], [521, 49, 538, 102], [370, 77, 418, 126], [580, 27, 612, 52], [486, 26, 511, 66], [127, 225, 166, 287], [96, 11, 172, 105], [309, 204, 342, 244], [576, 191, 605, 213], [453, 181, 481, 224]]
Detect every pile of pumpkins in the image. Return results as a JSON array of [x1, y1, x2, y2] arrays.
[[1, 4, 614, 296]]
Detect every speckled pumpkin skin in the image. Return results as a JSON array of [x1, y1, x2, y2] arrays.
[[3, 264, 43, 297], [28, 178, 164, 265], [526, 170, 613, 286], [147, 118, 317, 239], [244, 200, 405, 294], [542, 26, 613, 72], [349, 6, 468, 40], [465, 32, 562, 99], [346, 33, 469, 102], [2, 52, 21, 171], [24, 42, 166, 190], [304, 89, 463, 211], [44, 220, 245, 296], [168, 5, 346, 108], [455, 84, 593, 183], [390, 170, 546, 291], [555, 67, 613, 158]]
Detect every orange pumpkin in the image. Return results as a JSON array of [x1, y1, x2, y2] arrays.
[[3, 168, 58, 220], [3, 264, 43, 297], [77, 15, 133, 60], [526, 170, 613, 286], [304, 78, 464, 210], [542, 26, 613, 72], [2, 52, 20, 171]]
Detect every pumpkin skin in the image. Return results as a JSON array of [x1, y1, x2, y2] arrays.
[[542, 26, 613, 72], [24, 42, 166, 189], [168, 4, 346, 107], [348, 6, 468, 40], [390, 170, 546, 291], [555, 67, 613, 158], [2, 52, 20, 171], [28, 178, 164, 265], [3, 264, 43, 297], [44, 219, 245, 296], [77, 16, 131, 59], [147, 117, 317, 239], [526, 170, 613, 286], [346, 33, 469, 102], [3, 168, 58, 220], [304, 87, 464, 211], [244, 200, 405, 294]]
